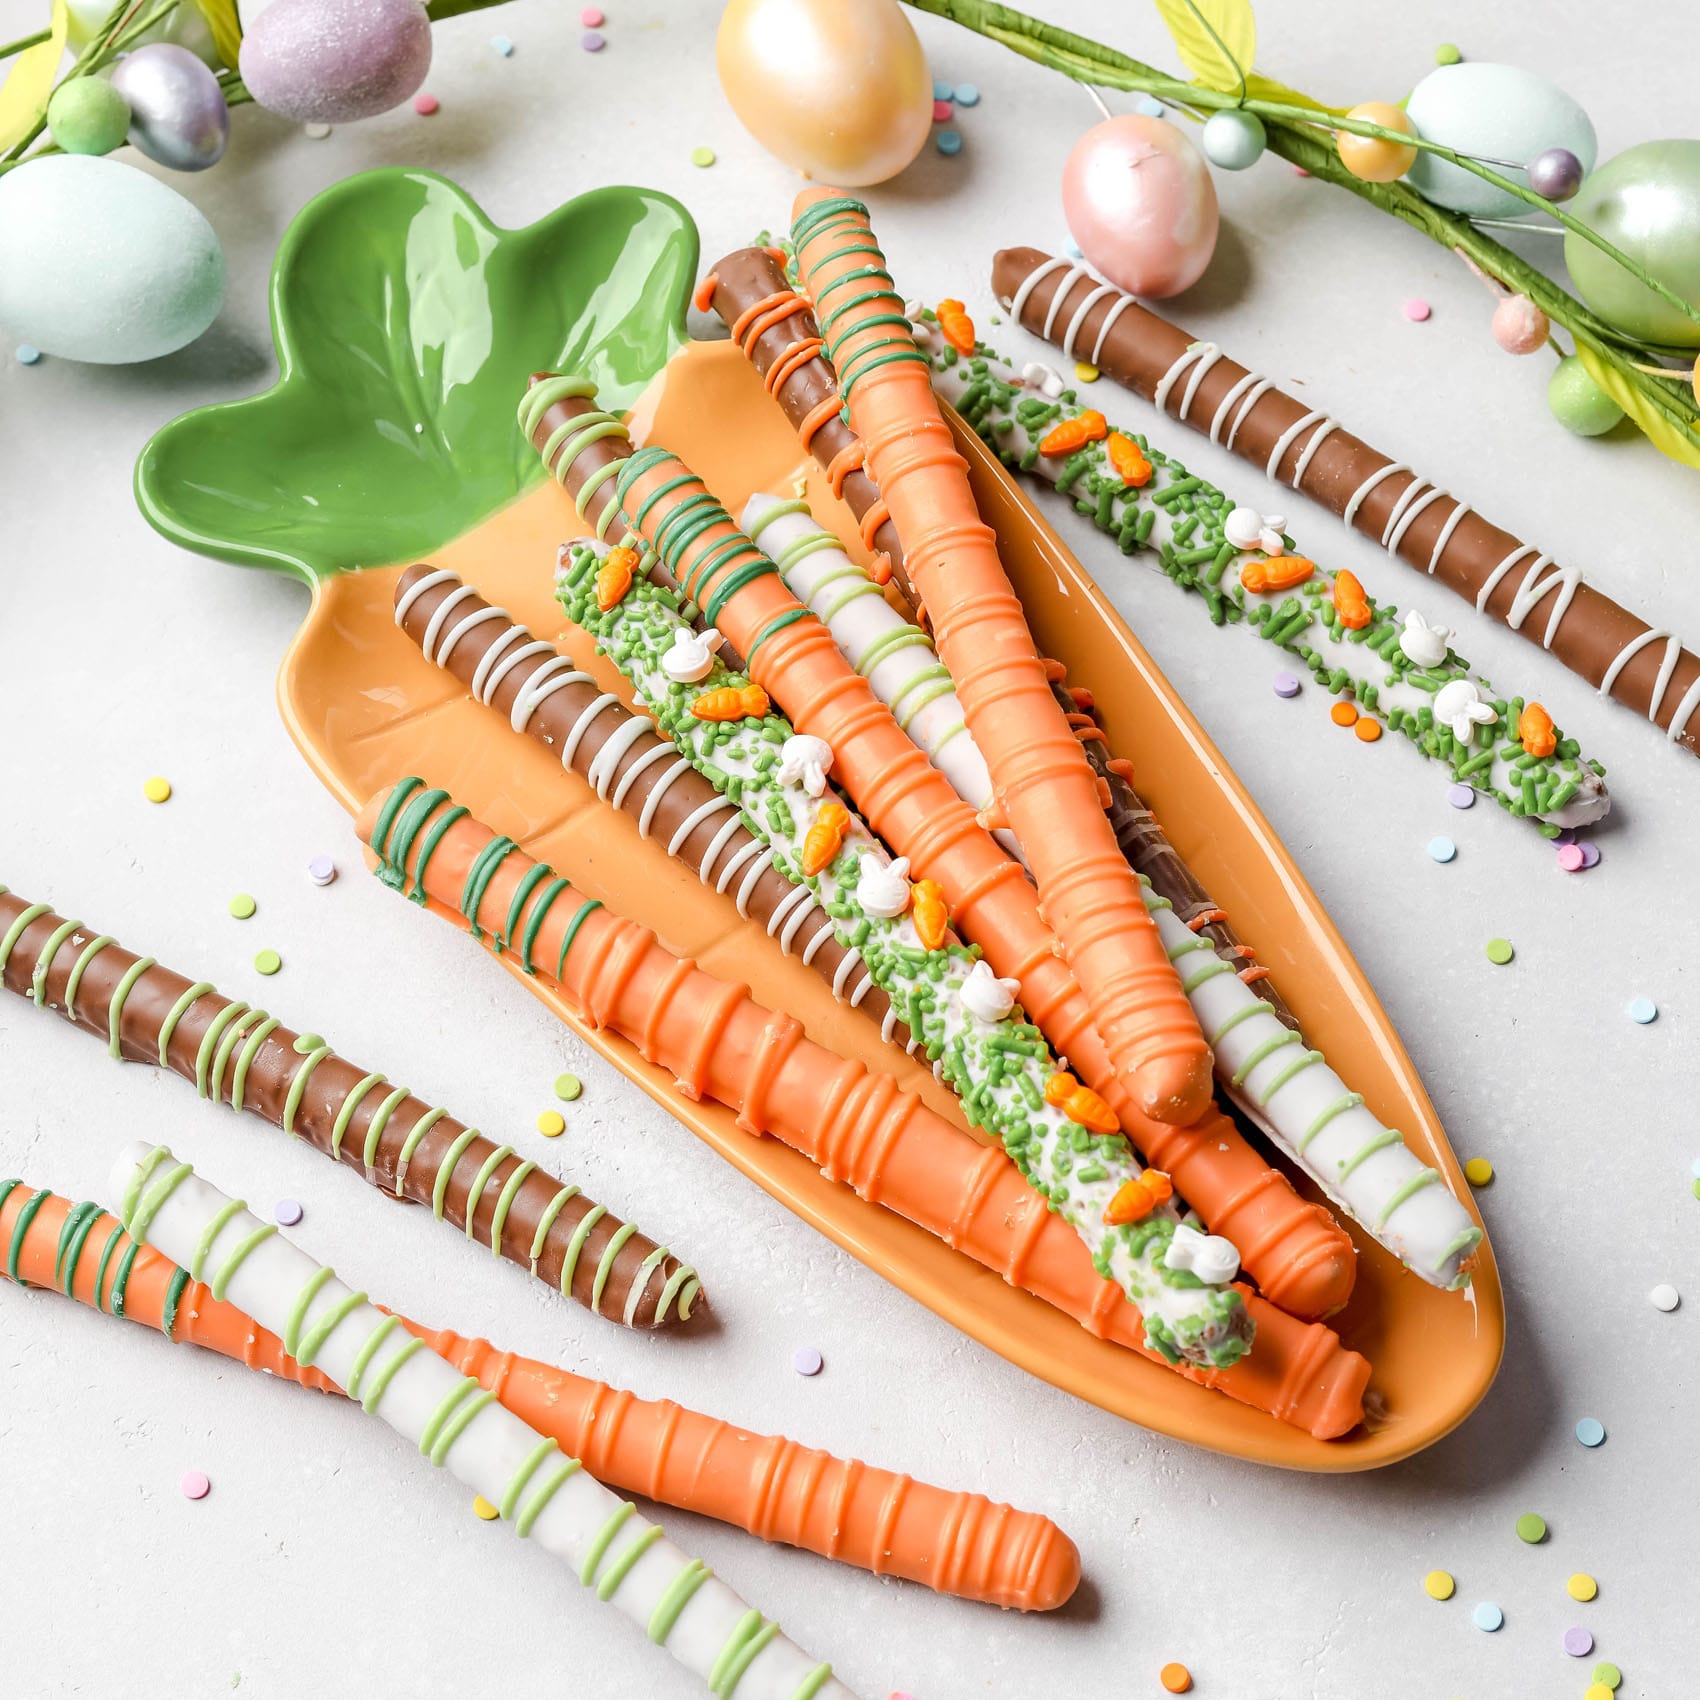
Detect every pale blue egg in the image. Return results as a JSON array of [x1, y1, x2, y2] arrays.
[[0, 156, 225, 363], [1406, 62, 1596, 219]]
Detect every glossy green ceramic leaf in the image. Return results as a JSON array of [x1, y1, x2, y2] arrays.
[[135, 169, 698, 585]]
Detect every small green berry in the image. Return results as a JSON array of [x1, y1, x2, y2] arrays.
[[47, 77, 131, 157]]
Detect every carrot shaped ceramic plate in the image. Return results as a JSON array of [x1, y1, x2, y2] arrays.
[[136, 169, 1502, 1470]]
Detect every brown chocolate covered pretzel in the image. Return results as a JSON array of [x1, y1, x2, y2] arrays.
[[0, 885, 699, 1326], [993, 246, 1700, 762]]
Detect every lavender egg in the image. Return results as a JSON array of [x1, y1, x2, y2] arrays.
[[240, 0, 433, 125], [110, 43, 229, 171]]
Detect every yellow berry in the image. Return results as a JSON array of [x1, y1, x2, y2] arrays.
[[1339, 102, 1419, 182]]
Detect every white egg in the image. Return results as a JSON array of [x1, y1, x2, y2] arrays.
[[0, 156, 225, 363], [1406, 63, 1596, 219]]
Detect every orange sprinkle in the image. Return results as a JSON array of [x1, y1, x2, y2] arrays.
[[911, 878, 950, 950], [1330, 701, 1360, 728], [1160, 1664, 1193, 1695], [596, 546, 640, 611], [1037, 409, 1108, 457], [1106, 430, 1153, 487], [935, 297, 976, 355], [800, 801, 852, 875], [1354, 717, 1383, 743], [1331, 567, 1373, 630], [1044, 1070, 1120, 1135], [1518, 700, 1557, 758], [1102, 1167, 1175, 1224], [1240, 554, 1316, 594], [691, 271, 719, 313], [691, 683, 770, 723]]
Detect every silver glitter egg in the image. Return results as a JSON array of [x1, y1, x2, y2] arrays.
[[110, 43, 228, 172]]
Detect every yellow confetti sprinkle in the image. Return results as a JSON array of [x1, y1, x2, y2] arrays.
[[143, 776, 172, 803], [1568, 1572, 1598, 1601], [472, 1494, 500, 1521], [1464, 1157, 1494, 1186], [537, 1110, 566, 1138], [1422, 1569, 1455, 1600], [1586, 1687, 1613, 1700], [1074, 360, 1099, 383]]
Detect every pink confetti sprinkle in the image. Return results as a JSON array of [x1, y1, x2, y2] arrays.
[[181, 1470, 211, 1500], [580, 5, 604, 23], [1556, 843, 1585, 872], [413, 92, 439, 116], [932, 98, 953, 122], [1403, 298, 1432, 322]]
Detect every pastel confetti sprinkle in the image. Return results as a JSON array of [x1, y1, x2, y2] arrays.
[[1553, 827, 1577, 845], [1515, 1512, 1547, 1544], [954, 82, 980, 106], [412, 92, 439, 116], [536, 1110, 566, 1138], [936, 129, 962, 156], [228, 893, 256, 920], [932, 98, 953, 122], [473, 1494, 500, 1520], [1650, 1282, 1680, 1311], [1132, 94, 1167, 118], [1578, 841, 1601, 868], [16, 344, 42, 364], [143, 776, 172, 803], [1422, 1569, 1455, 1600], [491, 33, 514, 55], [1330, 700, 1359, 728], [554, 1072, 583, 1102], [1574, 1417, 1605, 1447], [254, 949, 282, 977], [691, 145, 716, 167], [1557, 843, 1586, 871], [1403, 298, 1432, 322], [1354, 717, 1383, 743], [180, 1470, 211, 1500], [1074, 360, 1099, 383], [307, 855, 336, 886], [1472, 1601, 1503, 1632], [274, 1199, 303, 1227], [304, 121, 331, 139], [1435, 42, 1461, 63], [1428, 836, 1456, 863], [1564, 1628, 1595, 1658], [932, 77, 952, 101], [1464, 1157, 1493, 1187], [581, 29, 604, 50], [1592, 1663, 1622, 1690], [1569, 1572, 1599, 1601], [1485, 937, 1514, 965], [791, 1346, 823, 1376], [1272, 670, 1301, 698], [1627, 996, 1658, 1024], [1158, 1664, 1192, 1694], [1586, 1687, 1614, 1700], [1447, 782, 1476, 808]]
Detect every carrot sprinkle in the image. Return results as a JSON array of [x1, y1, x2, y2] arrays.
[[691, 683, 770, 723], [800, 801, 852, 875], [1037, 410, 1108, 457], [596, 546, 640, 611], [1331, 568, 1373, 630], [1105, 430, 1153, 487], [1240, 555, 1316, 594], [1044, 1070, 1120, 1135], [911, 879, 950, 950], [1102, 1168, 1174, 1224], [1518, 701, 1556, 758]]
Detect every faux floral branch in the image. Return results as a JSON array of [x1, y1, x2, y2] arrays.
[[902, 0, 1700, 468]]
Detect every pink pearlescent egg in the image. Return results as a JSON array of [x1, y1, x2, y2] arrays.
[[239, 0, 432, 125], [1491, 293, 1551, 354], [1062, 114, 1219, 299]]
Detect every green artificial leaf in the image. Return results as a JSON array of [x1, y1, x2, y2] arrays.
[[0, 0, 68, 152], [1241, 71, 1346, 117], [1151, 0, 1254, 94], [190, 0, 242, 70], [135, 169, 698, 585], [1576, 343, 1700, 472]]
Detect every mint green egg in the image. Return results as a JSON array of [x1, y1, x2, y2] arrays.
[[1565, 140, 1700, 349], [0, 155, 225, 363], [46, 76, 131, 156], [1547, 356, 1624, 436], [1406, 63, 1595, 219]]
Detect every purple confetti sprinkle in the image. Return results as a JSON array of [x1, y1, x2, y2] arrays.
[[1447, 783, 1476, 809], [1273, 670, 1301, 698], [1579, 841, 1600, 868], [274, 1199, 304, 1227], [790, 1346, 823, 1376], [307, 854, 337, 886], [581, 29, 604, 51], [1563, 1627, 1594, 1658], [1553, 827, 1576, 845]]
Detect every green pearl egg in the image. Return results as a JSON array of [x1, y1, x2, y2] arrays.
[[1565, 140, 1700, 349], [46, 76, 131, 157], [1547, 355, 1625, 436]]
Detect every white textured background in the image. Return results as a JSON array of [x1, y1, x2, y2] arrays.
[[2, 2, 1695, 1695]]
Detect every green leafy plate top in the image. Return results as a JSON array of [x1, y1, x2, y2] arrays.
[[135, 169, 698, 584]]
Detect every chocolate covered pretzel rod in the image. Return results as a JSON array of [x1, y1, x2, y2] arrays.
[[993, 247, 1700, 761], [392, 568, 919, 1060], [0, 885, 698, 1326], [704, 245, 1292, 1021]]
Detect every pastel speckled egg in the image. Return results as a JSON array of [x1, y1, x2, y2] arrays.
[[1406, 63, 1596, 218], [0, 156, 225, 363], [240, 0, 433, 125]]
